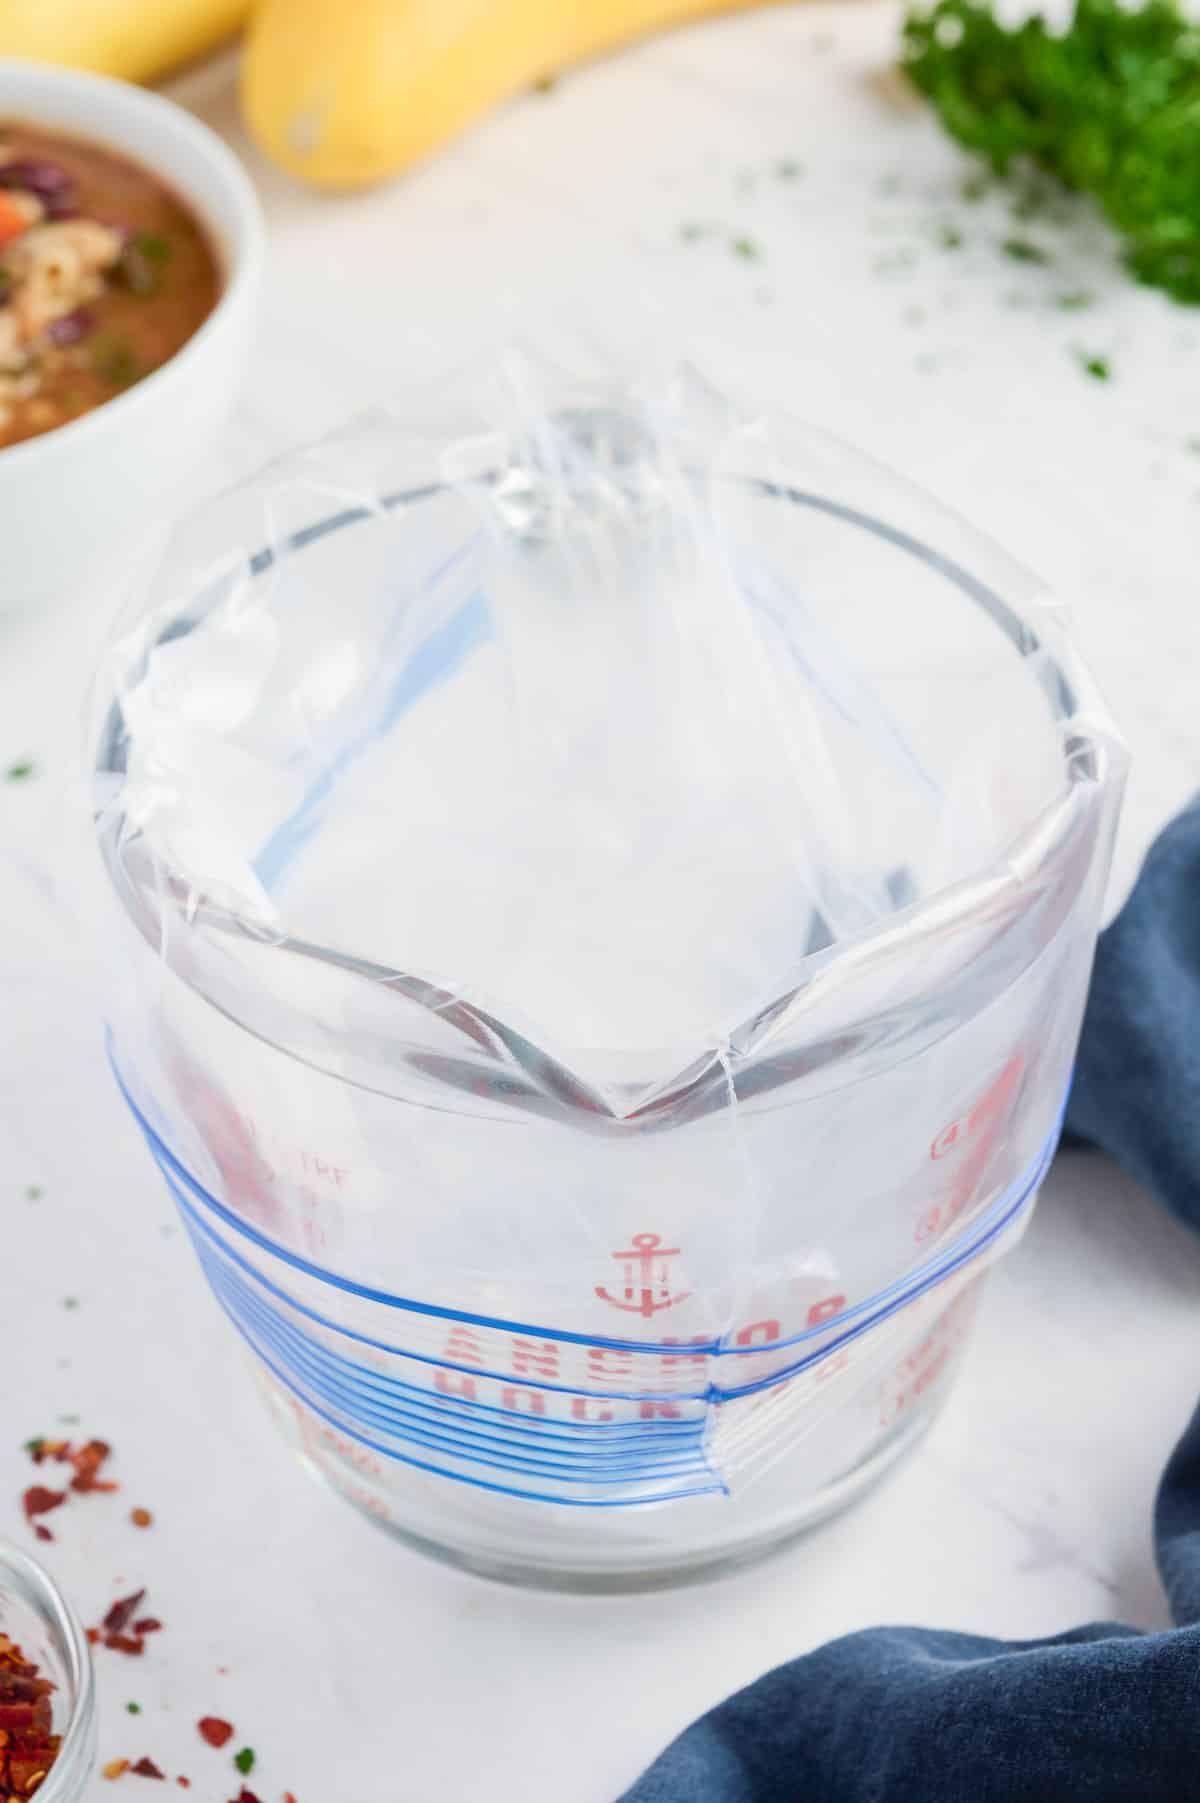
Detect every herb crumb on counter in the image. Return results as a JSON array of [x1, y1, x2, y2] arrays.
[[1001, 237, 1051, 265], [1076, 349, 1112, 380]]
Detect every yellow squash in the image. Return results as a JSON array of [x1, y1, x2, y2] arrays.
[[243, 0, 789, 190], [0, 0, 251, 83]]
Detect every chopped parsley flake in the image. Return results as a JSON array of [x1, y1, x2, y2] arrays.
[[1002, 237, 1050, 265], [1077, 350, 1112, 380]]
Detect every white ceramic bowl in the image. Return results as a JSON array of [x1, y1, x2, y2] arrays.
[[0, 60, 264, 608]]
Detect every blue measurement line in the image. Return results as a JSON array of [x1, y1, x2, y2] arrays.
[[193, 1224, 698, 1451], [200, 1244, 712, 1483], [219, 1306, 729, 1508], [155, 1121, 1044, 1415], [712, 1119, 1056, 1401], [162, 1160, 703, 1410], [116, 1048, 1064, 1384]]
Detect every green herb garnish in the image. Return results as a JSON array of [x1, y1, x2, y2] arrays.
[[23, 1438, 45, 1456], [1001, 236, 1050, 264], [775, 158, 804, 180], [903, 0, 1200, 304], [937, 223, 964, 249], [25, 1185, 42, 1200], [126, 1702, 141, 1715], [134, 232, 172, 265], [1055, 288, 1094, 309], [91, 335, 139, 388], [731, 235, 761, 261], [118, 233, 172, 297], [1077, 349, 1111, 380], [6, 760, 34, 781], [233, 1748, 255, 1776]]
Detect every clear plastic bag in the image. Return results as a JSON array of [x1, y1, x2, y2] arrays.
[[91, 357, 1124, 1581]]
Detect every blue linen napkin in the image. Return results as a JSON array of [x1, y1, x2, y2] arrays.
[[1066, 801, 1200, 1231], [622, 800, 1200, 1803]]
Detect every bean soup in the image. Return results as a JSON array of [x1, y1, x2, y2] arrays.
[[0, 122, 220, 450]]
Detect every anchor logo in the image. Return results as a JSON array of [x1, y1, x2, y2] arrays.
[[595, 1232, 690, 1318]]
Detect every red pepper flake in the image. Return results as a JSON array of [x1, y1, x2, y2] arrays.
[[33, 1524, 53, 1543], [131, 1756, 165, 1778], [103, 1592, 146, 1637], [69, 1439, 117, 1493], [20, 1438, 121, 1538], [197, 1717, 234, 1749], [227, 1791, 261, 1803], [22, 1485, 66, 1523], [284, 1793, 298, 1802], [86, 1628, 101, 1647], [176, 1780, 191, 1790], [131, 1507, 153, 1528], [0, 1635, 62, 1798], [89, 1591, 167, 1657]]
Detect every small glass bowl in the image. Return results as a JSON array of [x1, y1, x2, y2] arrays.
[[0, 1542, 95, 1802]]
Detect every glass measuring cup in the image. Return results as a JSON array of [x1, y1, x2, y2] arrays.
[[90, 398, 1124, 1588]]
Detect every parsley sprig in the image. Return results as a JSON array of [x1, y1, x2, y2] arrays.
[[903, 0, 1200, 303]]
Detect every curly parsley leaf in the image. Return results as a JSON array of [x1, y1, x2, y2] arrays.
[[902, 0, 1200, 304]]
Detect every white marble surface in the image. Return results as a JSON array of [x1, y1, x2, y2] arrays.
[[4, 6, 1200, 1798]]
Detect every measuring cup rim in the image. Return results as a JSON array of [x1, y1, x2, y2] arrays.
[[90, 468, 1125, 1110]]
